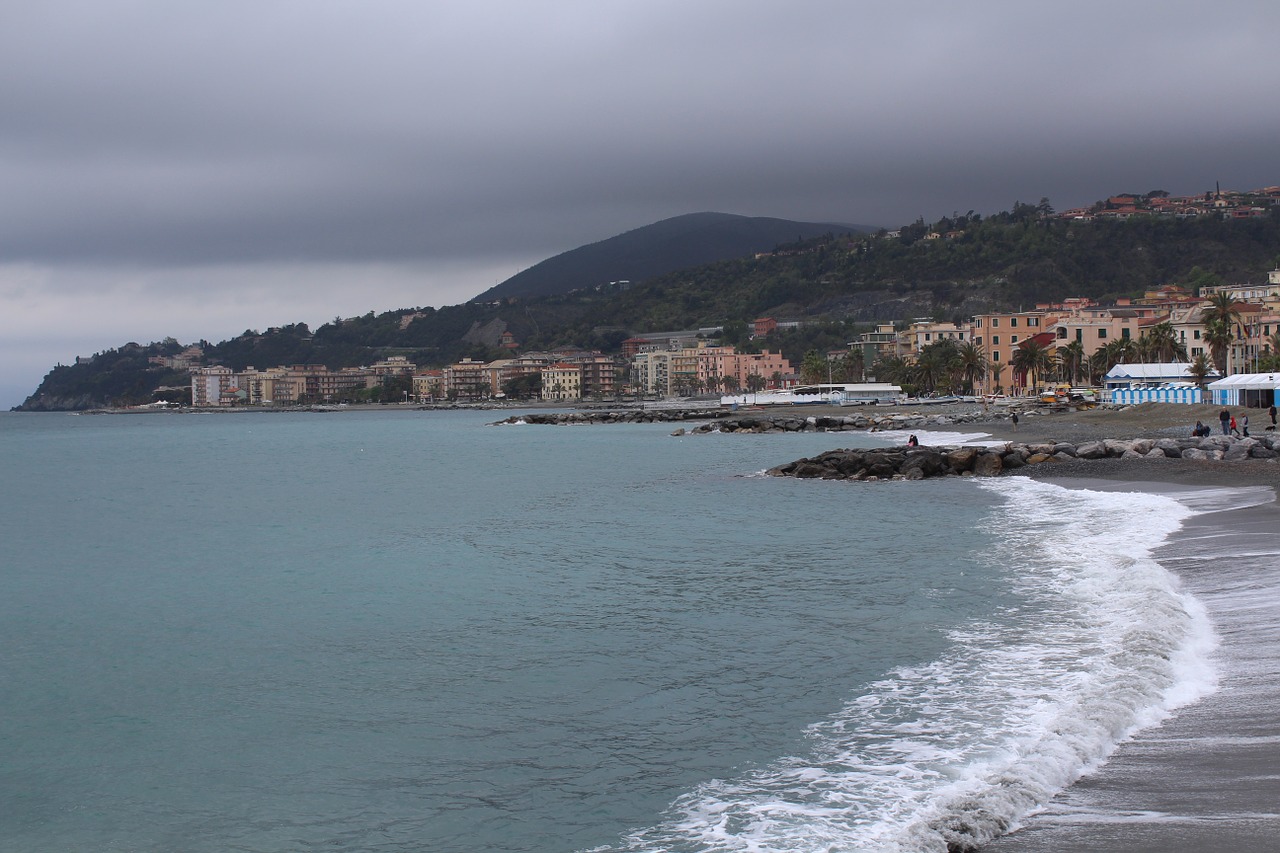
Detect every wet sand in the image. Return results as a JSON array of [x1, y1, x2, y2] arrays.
[[980, 468, 1280, 852]]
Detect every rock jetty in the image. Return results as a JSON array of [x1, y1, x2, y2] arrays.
[[688, 412, 990, 434], [494, 410, 998, 431], [767, 433, 1280, 482], [491, 409, 724, 426]]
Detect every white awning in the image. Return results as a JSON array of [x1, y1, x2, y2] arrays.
[[1207, 372, 1280, 390]]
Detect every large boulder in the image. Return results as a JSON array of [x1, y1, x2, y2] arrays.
[[1076, 441, 1108, 459], [902, 449, 946, 477], [973, 452, 1004, 477], [946, 446, 980, 472], [1223, 444, 1253, 462]]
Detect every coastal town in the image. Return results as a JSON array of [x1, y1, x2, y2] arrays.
[[183, 266, 1280, 411]]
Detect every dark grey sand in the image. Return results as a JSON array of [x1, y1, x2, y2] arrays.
[[978, 465, 1280, 852]]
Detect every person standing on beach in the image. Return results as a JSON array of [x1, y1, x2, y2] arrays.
[[1220, 408, 1231, 435], [1270, 403, 1276, 427], [1011, 412, 1019, 432]]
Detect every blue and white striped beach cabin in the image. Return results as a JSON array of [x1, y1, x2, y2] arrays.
[[1103, 362, 1216, 405]]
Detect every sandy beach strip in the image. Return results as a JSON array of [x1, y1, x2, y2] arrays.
[[981, 466, 1280, 853]]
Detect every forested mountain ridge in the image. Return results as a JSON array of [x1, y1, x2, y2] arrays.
[[473, 212, 871, 301], [18, 206, 1280, 410]]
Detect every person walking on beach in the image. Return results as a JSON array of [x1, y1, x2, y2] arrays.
[[1269, 403, 1277, 427], [1230, 414, 1240, 437], [1220, 408, 1231, 435], [1241, 413, 1250, 437], [1011, 412, 1019, 432]]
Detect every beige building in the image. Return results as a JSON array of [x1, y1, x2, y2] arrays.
[[444, 358, 489, 400], [541, 363, 582, 401]]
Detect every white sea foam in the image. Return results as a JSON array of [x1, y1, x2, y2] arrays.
[[592, 478, 1217, 853], [870, 428, 1005, 448]]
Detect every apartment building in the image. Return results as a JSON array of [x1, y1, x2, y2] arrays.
[[541, 363, 582, 401]]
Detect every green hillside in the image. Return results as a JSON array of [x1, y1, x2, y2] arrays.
[[473, 211, 870, 301], [17, 206, 1280, 411]]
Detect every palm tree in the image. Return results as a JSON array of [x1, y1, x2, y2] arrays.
[[1141, 321, 1185, 363], [800, 350, 827, 384], [1089, 338, 1135, 385], [1204, 318, 1234, 376], [1200, 293, 1241, 374], [1057, 340, 1086, 386], [1011, 339, 1054, 395], [990, 362, 1006, 394], [913, 340, 960, 394], [839, 348, 865, 383], [954, 341, 988, 394], [1187, 353, 1214, 389]]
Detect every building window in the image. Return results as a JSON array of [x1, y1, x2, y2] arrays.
[[993, 351, 1001, 363], [1121, 327, 1131, 339], [992, 318, 1000, 327], [1028, 317, 1039, 327], [992, 335, 1000, 345], [1098, 328, 1108, 339], [1010, 317, 1018, 328], [1012, 336, 1019, 344], [1076, 328, 1083, 343], [1194, 329, 1201, 340], [1057, 327, 1067, 338]]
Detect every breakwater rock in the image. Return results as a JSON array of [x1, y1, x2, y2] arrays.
[[767, 433, 1280, 482], [491, 409, 724, 426], [690, 411, 990, 434]]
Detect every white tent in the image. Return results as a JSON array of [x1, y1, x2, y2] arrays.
[[1207, 372, 1280, 407]]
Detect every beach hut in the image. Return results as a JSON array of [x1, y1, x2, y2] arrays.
[[1207, 373, 1280, 408], [1103, 363, 1217, 405]]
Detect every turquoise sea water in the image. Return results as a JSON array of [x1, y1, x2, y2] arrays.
[[0, 410, 1213, 852]]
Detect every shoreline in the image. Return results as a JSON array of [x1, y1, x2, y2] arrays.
[[980, 467, 1280, 852]]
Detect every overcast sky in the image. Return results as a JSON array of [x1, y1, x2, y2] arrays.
[[2, 1, 1278, 407]]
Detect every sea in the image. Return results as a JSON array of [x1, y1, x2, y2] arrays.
[[0, 408, 1258, 852]]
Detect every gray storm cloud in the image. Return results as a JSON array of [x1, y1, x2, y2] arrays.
[[0, 0, 1277, 405]]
